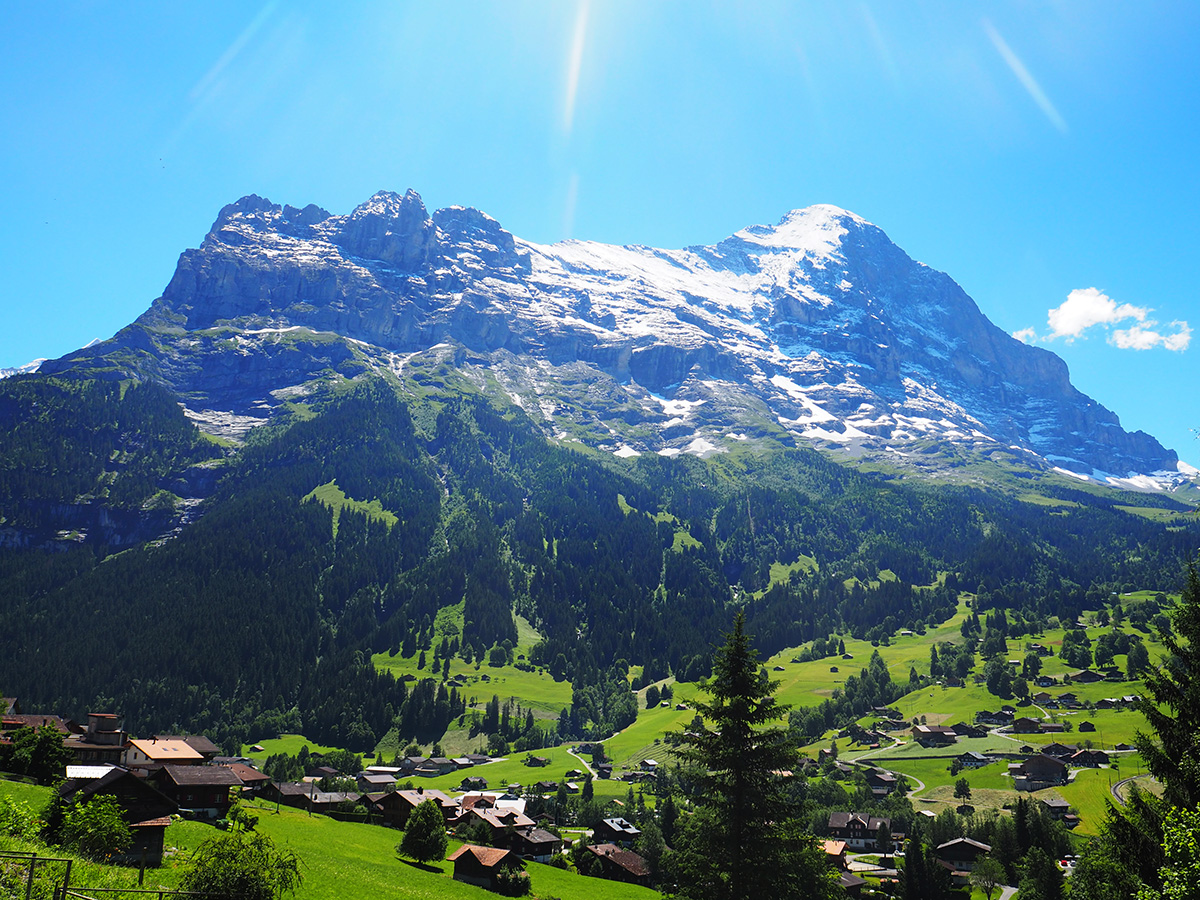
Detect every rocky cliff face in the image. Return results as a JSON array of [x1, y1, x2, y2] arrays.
[[43, 190, 1181, 481]]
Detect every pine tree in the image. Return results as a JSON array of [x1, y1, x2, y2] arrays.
[[671, 612, 840, 900], [1136, 559, 1200, 808]]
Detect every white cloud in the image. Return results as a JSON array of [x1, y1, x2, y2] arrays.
[[1041, 287, 1190, 352], [1047, 287, 1146, 340], [1112, 321, 1192, 352], [1165, 323, 1193, 351], [1012, 327, 1038, 344]]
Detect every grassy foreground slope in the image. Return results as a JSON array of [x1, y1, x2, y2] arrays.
[[0, 783, 658, 900]]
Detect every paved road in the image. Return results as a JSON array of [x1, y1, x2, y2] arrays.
[[999, 885, 1018, 900], [566, 747, 596, 779]]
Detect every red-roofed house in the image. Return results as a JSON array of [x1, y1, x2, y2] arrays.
[[448, 844, 525, 890]]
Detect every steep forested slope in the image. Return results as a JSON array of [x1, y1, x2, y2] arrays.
[[0, 372, 1195, 752]]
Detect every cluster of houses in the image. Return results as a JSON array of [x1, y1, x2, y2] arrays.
[[443, 814, 650, 891], [32, 713, 258, 867]]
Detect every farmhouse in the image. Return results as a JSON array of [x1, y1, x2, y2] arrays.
[[150, 764, 242, 818], [584, 843, 652, 887], [1041, 796, 1071, 821], [828, 812, 901, 851], [507, 827, 564, 863], [863, 769, 899, 796], [913, 725, 958, 747], [448, 844, 525, 890], [594, 817, 641, 846], [1009, 754, 1068, 791], [935, 837, 993, 884], [57, 766, 177, 866], [956, 751, 992, 769]]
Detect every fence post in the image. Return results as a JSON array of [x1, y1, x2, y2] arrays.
[[62, 859, 72, 900], [25, 852, 36, 900]]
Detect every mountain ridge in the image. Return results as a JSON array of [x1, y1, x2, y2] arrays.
[[40, 189, 1183, 486]]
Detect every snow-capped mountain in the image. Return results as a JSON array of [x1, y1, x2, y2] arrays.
[[0, 359, 45, 379], [42, 190, 1183, 483]]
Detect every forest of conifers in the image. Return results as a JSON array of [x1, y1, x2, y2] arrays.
[[0, 373, 1196, 753]]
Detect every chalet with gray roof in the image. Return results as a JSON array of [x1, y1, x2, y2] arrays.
[[593, 817, 641, 847]]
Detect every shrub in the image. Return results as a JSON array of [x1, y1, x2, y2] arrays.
[[495, 865, 531, 896]]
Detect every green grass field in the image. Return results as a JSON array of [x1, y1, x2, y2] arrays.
[[0, 782, 658, 900]]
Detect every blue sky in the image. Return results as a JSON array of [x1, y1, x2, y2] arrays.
[[3, 2, 1198, 468]]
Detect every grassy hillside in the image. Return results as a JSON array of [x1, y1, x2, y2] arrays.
[[0, 782, 658, 900]]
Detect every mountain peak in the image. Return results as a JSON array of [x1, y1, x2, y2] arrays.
[[729, 203, 874, 256], [45, 188, 1181, 481]]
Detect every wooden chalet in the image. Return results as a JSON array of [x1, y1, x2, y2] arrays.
[[935, 837, 992, 885], [150, 765, 242, 818], [593, 817, 641, 846], [506, 827, 564, 863], [585, 843, 652, 887], [58, 767, 177, 867], [221, 762, 269, 794], [1009, 754, 1068, 791], [827, 812, 900, 851], [448, 844, 525, 890]]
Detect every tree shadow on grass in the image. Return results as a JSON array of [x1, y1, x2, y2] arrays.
[[397, 857, 444, 873]]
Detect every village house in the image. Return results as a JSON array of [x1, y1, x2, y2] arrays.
[[1078, 721, 1096, 733], [150, 764, 242, 818], [1041, 796, 1071, 821], [950, 722, 987, 739], [1071, 670, 1104, 684], [863, 769, 899, 796], [822, 840, 848, 869], [414, 757, 459, 777], [593, 817, 641, 847], [975, 710, 1014, 727], [935, 837, 992, 886], [506, 827, 563, 863], [584, 843, 652, 887], [1009, 754, 1068, 791], [221, 762, 269, 794], [1041, 743, 1078, 759], [64, 713, 127, 766], [156, 734, 221, 761], [394, 788, 457, 826], [0, 713, 73, 736], [357, 772, 396, 793], [362, 790, 414, 827], [58, 766, 177, 867], [448, 845, 525, 891], [124, 737, 204, 775], [913, 725, 958, 747], [1011, 717, 1043, 735], [957, 751, 992, 769], [827, 812, 900, 851], [1069, 749, 1109, 768]]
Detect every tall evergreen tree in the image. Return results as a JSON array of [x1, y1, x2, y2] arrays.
[[671, 612, 839, 900], [1136, 559, 1200, 808]]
